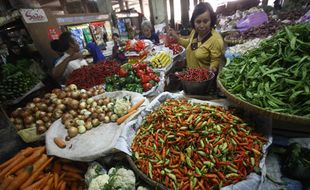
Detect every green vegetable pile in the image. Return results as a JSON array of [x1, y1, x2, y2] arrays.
[[0, 72, 39, 102], [0, 61, 40, 102], [105, 63, 160, 93], [219, 24, 310, 117]]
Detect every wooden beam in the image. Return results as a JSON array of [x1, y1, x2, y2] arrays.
[[59, 0, 68, 14], [125, 1, 129, 10], [169, 0, 175, 28]]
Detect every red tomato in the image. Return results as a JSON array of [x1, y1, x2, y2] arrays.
[[141, 75, 151, 84], [143, 83, 153, 91], [118, 68, 128, 77]]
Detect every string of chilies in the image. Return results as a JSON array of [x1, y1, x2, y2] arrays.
[[132, 99, 267, 190]]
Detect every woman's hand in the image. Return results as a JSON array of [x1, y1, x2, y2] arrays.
[[168, 28, 179, 40]]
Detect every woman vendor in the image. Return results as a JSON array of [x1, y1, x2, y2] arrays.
[[168, 2, 224, 72], [139, 20, 160, 44], [52, 32, 87, 83]]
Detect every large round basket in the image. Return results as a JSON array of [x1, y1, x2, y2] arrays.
[[217, 78, 310, 125], [126, 155, 169, 190]]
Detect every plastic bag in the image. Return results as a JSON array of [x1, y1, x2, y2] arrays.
[[237, 12, 268, 32]]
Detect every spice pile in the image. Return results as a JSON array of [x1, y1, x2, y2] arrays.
[[66, 60, 120, 89], [132, 99, 267, 190], [220, 24, 310, 117], [176, 68, 213, 82]]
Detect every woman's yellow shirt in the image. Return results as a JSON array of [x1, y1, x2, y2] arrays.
[[178, 29, 224, 70]]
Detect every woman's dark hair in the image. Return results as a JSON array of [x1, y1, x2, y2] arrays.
[[112, 33, 119, 38], [190, 2, 217, 29], [58, 31, 74, 52], [50, 39, 61, 52]]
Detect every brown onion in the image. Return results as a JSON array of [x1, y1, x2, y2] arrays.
[[98, 113, 105, 121], [69, 84, 78, 91], [33, 97, 41, 103], [62, 113, 73, 122], [79, 101, 87, 109], [68, 127, 78, 138], [56, 104, 66, 111], [69, 99, 79, 110], [21, 110, 31, 118], [91, 112, 98, 119], [69, 110, 78, 117], [36, 120, 44, 126], [71, 91, 80, 99], [58, 91, 67, 99], [42, 116, 50, 122], [11, 110, 20, 117], [24, 116, 34, 124], [92, 118, 100, 126], [80, 93, 88, 99], [37, 125, 47, 134], [44, 93, 51, 99], [39, 103, 48, 111]]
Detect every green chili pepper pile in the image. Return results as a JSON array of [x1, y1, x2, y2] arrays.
[[131, 99, 267, 190], [219, 24, 310, 117]]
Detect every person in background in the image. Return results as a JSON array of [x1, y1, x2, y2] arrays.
[[86, 41, 105, 64], [139, 20, 160, 44], [52, 32, 87, 83], [50, 39, 64, 65], [168, 2, 224, 72], [5, 41, 29, 64], [112, 33, 127, 64]]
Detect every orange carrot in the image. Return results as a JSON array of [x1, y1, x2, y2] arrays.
[[60, 181, 66, 190], [52, 160, 62, 174], [62, 164, 83, 174], [117, 110, 137, 125], [5, 147, 45, 176], [54, 173, 59, 189], [20, 157, 53, 189], [33, 154, 48, 171], [6, 165, 33, 190], [64, 171, 83, 180], [21, 174, 50, 190], [20, 147, 35, 157], [0, 147, 34, 171], [57, 180, 64, 190], [0, 175, 14, 189], [0, 154, 25, 177], [128, 98, 145, 113], [41, 175, 53, 190]]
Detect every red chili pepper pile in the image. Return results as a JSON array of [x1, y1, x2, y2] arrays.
[[176, 68, 213, 82], [125, 40, 146, 52], [132, 99, 267, 190], [165, 43, 183, 55], [66, 60, 120, 89]]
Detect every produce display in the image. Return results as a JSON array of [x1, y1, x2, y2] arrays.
[[165, 43, 183, 55], [66, 60, 120, 89], [131, 99, 267, 190], [10, 85, 104, 134], [0, 146, 86, 190], [176, 68, 213, 82], [219, 24, 310, 117], [149, 51, 172, 68], [0, 63, 40, 102], [225, 38, 265, 57], [105, 63, 160, 93], [85, 163, 139, 190], [125, 39, 146, 52], [60, 95, 133, 140], [225, 19, 282, 42]]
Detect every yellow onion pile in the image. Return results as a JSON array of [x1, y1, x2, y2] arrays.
[[10, 84, 105, 135]]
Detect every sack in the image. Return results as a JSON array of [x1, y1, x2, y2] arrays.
[[237, 12, 268, 32]]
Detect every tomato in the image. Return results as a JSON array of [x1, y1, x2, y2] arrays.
[[143, 83, 153, 91], [154, 76, 160, 82], [146, 67, 153, 74], [139, 63, 147, 70], [141, 75, 151, 84], [118, 68, 128, 77]]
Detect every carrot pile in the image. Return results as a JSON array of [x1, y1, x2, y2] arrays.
[[0, 146, 86, 190]]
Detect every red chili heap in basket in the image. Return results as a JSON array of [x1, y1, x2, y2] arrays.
[[177, 68, 212, 82], [66, 61, 120, 89], [165, 44, 183, 55], [131, 99, 267, 190]]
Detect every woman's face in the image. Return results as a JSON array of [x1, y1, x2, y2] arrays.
[[70, 37, 80, 52], [194, 11, 211, 35], [143, 27, 152, 37]]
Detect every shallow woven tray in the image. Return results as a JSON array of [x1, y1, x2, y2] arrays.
[[126, 155, 169, 190], [217, 78, 310, 125]]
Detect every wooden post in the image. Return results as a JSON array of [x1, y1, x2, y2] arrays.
[[59, 0, 68, 14], [181, 0, 190, 28], [193, 0, 198, 6], [169, 0, 175, 28], [118, 0, 125, 11], [148, 0, 155, 26], [81, 0, 89, 13], [139, 0, 144, 14]]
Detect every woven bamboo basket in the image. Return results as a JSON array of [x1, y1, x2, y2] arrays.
[[217, 78, 310, 125], [126, 155, 169, 190]]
